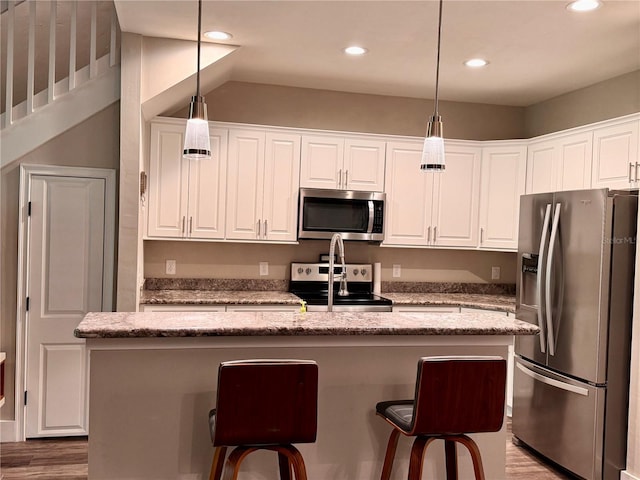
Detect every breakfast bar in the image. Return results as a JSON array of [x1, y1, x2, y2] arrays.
[[76, 311, 538, 480]]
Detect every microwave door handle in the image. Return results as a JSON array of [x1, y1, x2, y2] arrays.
[[535, 203, 552, 354], [545, 203, 561, 356], [367, 200, 374, 233]]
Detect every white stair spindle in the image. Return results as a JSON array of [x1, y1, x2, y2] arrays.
[[5, 1, 15, 127], [110, 3, 117, 67], [69, 0, 77, 91], [48, 0, 57, 104], [90, 1, 97, 79], [27, 0, 36, 115]]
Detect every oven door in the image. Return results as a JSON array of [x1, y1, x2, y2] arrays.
[[298, 188, 384, 241]]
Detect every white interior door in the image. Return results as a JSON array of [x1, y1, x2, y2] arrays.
[[23, 169, 114, 438]]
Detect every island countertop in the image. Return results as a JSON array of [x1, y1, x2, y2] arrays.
[[75, 310, 538, 338]]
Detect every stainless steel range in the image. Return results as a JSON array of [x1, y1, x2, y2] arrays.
[[289, 263, 392, 312]]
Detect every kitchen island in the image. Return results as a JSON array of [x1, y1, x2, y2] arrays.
[[76, 311, 537, 480]]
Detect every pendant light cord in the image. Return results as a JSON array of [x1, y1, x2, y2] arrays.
[[433, 0, 443, 117], [196, 0, 202, 97]]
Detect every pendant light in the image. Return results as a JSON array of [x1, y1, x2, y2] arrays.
[[183, 0, 211, 159], [420, 0, 445, 171]]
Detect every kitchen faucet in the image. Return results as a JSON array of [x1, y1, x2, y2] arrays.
[[328, 233, 348, 312]]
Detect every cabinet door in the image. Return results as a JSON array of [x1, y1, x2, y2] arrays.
[[431, 144, 481, 248], [383, 142, 432, 246], [526, 141, 556, 194], [343, 138, 386, 191], [262, 132, 301, 242], [187, 127, 228, 239], [226, 129, 265, 240], [591, 120, 639, 189], [300, 135, 344, 189], [479, 145, 526, 251], [556, 132, 592, 191], [147, 123, 189, 238], [393, 306, 460, 313]]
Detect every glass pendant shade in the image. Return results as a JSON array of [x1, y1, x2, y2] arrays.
[[183, 95, 211, 159], [420, 115, 445, 171]]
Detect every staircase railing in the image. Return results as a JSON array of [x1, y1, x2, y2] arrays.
[[1, 0, 120, 130]]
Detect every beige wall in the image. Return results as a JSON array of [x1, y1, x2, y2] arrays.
[[0, 102, 120, 421], [525, 70, 640, 137], [145, 241, 517, 285], [172, 81, 527, 141]]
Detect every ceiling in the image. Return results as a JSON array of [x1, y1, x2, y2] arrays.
[[114, 0, 640, 107]]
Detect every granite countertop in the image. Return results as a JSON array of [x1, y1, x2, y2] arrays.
[[140, 289, 302, 305], [383, 293, 516, 313], [75, 311, 538, 338]]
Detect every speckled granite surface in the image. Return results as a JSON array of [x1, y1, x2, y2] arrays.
[[141, 290, 301, 305], [381, 282, 516, 295], [384, 293, 516, 313], [144, 278, 288, 291], [75, 311, 538, 338]]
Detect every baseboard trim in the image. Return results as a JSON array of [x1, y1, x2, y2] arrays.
[[622, 471, 640, 480], [1, 420, 18, 443]]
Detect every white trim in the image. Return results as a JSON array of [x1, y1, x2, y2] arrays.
[[16, 165, 116, 441], [622, 471, 640, 480]]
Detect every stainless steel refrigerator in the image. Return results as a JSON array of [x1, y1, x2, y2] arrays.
[[513, 188, 638, 480]]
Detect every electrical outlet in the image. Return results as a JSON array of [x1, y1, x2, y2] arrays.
[[491, 266, 501, 280], [165, 259, 176, 275], [259, 262, 269, 276], [392, 264, 401, 278]]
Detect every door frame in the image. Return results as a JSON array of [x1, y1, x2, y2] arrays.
[[15, 164, 116, 441]]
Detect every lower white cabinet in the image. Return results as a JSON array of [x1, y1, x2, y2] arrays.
[[393, 305, 461, 313], [140, 304, 299, 312], [479, 144, 527, 251]]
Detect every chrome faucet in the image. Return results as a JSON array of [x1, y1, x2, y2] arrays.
[[328, 233, 349, 312]]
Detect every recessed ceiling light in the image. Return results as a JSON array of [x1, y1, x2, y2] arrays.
[[464, 58, 489, 68], [344, 46, 368, 56], [204, 31, 233, 41], [566, 0, 602, 12]]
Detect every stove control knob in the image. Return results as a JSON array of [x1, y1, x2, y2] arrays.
[[305, 268, 312, 275], [353, 268, 359, 276], [361, 268, 367, 277], [297, 267, 304, 274]]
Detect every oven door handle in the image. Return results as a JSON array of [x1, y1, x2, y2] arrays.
[[367, 200, 374, 233]]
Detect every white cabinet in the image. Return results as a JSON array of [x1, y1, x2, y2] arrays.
[[479, 144, 527, 251], [393, 305, 461, 313], [140, 304, 299, 312], [591, 120, 640, 189], [526, 132, 592, 194], [226, 129, 301, 242], [383, 141, 481, 248], [300, 135, 386, 191], [225, 305, 300, 312], [147, 121, 228, 239]]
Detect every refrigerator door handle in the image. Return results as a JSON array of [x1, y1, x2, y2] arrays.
[[516, 362, 589, 396], [545, 203, 562, 356], [535, 203, 553, 353]]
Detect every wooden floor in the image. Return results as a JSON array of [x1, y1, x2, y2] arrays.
[[0, 421, 575, 479]]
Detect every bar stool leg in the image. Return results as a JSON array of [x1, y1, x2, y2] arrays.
[[209, 446, 227, 480], [380, 429, 401, 480], [408, 436, 437, 480], [455, 435, 486, 480], [222, 446, 259, 480], [444, 439, 458, 480], [278, 451, 293, 480]]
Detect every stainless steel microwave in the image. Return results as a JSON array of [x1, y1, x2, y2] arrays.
[[298, 188, 385, 241]]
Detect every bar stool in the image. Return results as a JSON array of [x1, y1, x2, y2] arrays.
[[375, 356, 506, 480], [208, 359, 318, 480]]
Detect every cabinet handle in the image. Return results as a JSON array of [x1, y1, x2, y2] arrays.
[[480, 227, 484, 244], [427, 226, 431, 243], [630, 162, 635, 182], [263, 219, 267, 238], [257, 219, 261, 238], [189, 217, 193, 235], [434, 226, 438, 241], [344, 170, 348, 188], [636, 162, 640, 183], [338, 169, 342, 189], [181, 216, 186, 235]]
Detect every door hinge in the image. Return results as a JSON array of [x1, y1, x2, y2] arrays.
[[25, 297, 29, 311], [24, 391, 28, 406], [27, 201, 31, 216]]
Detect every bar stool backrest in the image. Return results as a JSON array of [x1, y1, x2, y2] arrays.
[[212, 359, 318, 446], [410, 356, 506, 435]]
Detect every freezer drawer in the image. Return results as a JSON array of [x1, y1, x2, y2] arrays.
[[512, 357, 605, 480]]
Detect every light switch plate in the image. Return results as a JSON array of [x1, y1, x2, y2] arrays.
[[166, 260, 176, 275], [392, 264, 401, 278], [491, 266, 501, 280], [259, 262, 269, 276]]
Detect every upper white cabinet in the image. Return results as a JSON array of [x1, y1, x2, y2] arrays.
[[226, 129, 301, 242], [591, 120, 639, 189], [479, 144, 527, 251], [383, 141, 481, 248], [526, 132, 592, 194], [147, 121, 228, 239], [300, 135, 386, 191]]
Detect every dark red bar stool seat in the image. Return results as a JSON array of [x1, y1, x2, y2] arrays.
[[208, 359, 318, 480], [376, 356, 507, 480]]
